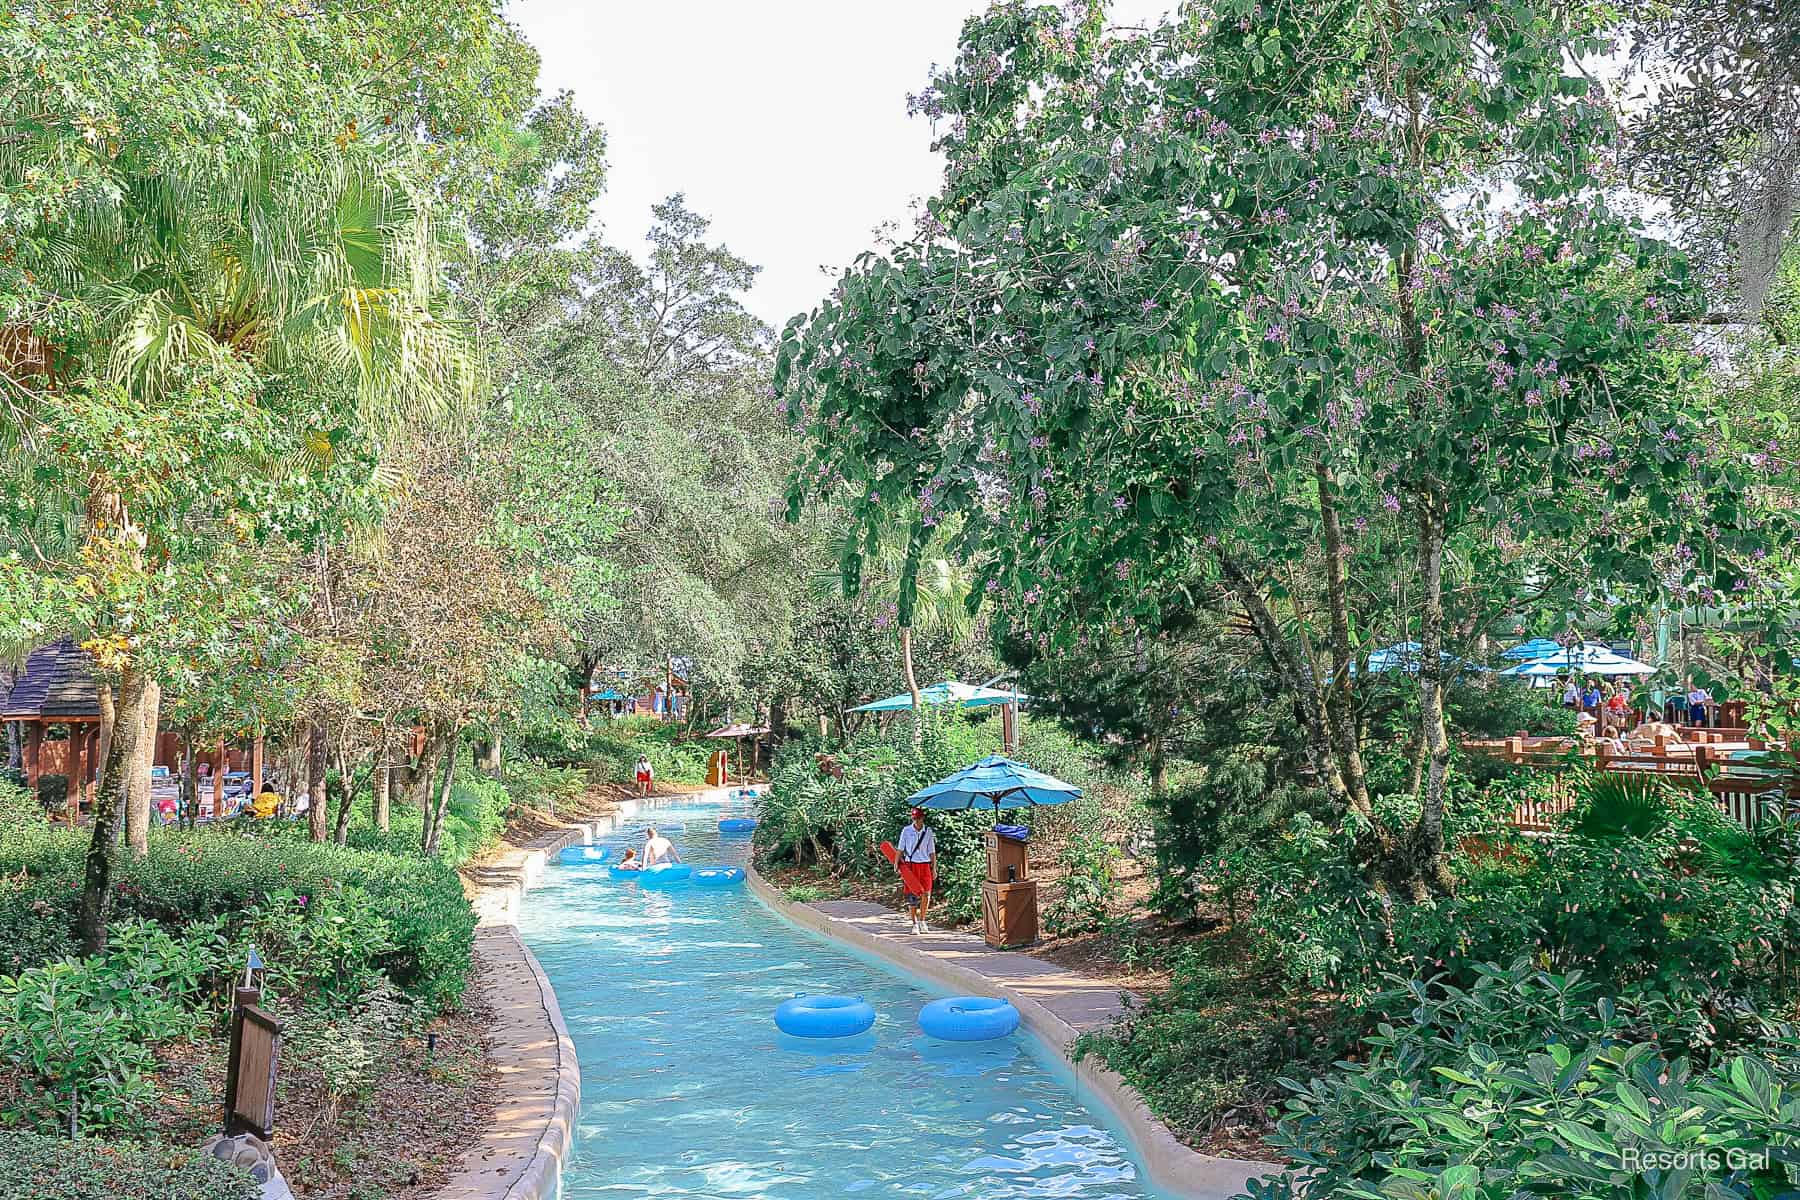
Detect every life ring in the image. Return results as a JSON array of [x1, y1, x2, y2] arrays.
[[691, 867, 745, 886], [558, 845, 612, 865], [774, 995, 877, 1039], [638, 863, 693, 887], [918, 996, 1020, 1042], [717, 817, 758, 834]]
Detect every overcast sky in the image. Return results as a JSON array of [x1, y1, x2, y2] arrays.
[[504, 1, 1173, 330]]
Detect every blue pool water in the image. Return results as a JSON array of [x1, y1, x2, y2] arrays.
[[516, 795, 1163, 1199]]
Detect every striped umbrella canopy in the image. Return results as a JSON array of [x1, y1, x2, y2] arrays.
[[848, 681, 1029, 714], [1502, 638, 1564, 660]]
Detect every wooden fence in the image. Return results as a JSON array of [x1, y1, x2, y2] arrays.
[[1464, 728, 1794, 834]]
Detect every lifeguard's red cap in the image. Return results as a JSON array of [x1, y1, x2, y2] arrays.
[[910, 807, 925, 819]]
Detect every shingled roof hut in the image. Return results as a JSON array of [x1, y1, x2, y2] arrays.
[[2, 638, 103, 816]]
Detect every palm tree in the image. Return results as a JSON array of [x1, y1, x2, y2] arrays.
[[17, 137, 478, 952], [820, 511, 974, 713]]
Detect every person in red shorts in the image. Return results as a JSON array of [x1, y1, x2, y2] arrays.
[[886, 807, 936, 934], [635, 754, 654, 797]]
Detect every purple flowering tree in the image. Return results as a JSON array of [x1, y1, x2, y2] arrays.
[[776, 1, 1775, 897]]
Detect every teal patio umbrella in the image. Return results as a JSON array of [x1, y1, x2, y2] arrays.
[[908, 755, 1081, 813], [848, 680, 1030, 714]]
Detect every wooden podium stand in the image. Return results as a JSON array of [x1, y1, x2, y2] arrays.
[[981, 880, 1038, 948], [981, 829, 1037, 948]]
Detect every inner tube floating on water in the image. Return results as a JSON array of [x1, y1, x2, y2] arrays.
[[691, 867, 745, 886], [607, 864, 644, 882], [558, 845, 612, 864], [618, 821, 685, 834], [717, 817, 758, 834], [637, 863, 693, 887], [918, 996, 1021, 1042], [774, 994, 877, 1039]]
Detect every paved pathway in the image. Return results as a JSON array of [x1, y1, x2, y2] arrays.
[[806, 899, 1136, 1034]]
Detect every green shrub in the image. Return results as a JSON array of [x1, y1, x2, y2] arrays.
[[1242, 964, 1800, 1200], [1044, 810, 1122, 936], [1230, 799, 1799, 1009], [0, 919, 229, 1134], [35, 773, 68, 813], [0, 826, 475, 1011], [1075, 945, 1349, 1142], [503, 761, 588, 814], [0, 1131, 256, 1200]]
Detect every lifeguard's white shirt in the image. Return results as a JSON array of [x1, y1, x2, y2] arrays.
[[897, 825, 936, 863]]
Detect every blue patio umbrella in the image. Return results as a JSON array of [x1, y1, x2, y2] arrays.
[[591, 688, 626, 701], [848, 680, 1030, 714], [1364, 642, 1490, 675], [1498, 643, 1655, 677], [907, 755, 1082, 812], [1502, 638, 1563, 661]]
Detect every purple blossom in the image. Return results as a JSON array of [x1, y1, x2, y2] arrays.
[[1113, 495, 1129, 511], [1382, 493, 1401, 513], [1114, 561, 1131, 580], [1264, 323, 1286, 344]]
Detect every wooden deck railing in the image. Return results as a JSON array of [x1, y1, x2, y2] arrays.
[[1463, 731, 1794, 833]]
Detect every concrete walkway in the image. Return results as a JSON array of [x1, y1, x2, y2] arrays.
[[433, 928, 578, 1200], [807, 899, 1136, 1033]]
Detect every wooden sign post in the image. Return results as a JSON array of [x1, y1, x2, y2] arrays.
[[223, 956, 281, 1140]]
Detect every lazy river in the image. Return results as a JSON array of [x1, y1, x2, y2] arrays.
[[516, 793, 1166, 1199]]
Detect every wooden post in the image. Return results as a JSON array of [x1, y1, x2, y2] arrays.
[[1505, 735, 1524, 763], [67, 725, 86, 823], [213, 737, 225, 815], [24, 722, 40, 789]]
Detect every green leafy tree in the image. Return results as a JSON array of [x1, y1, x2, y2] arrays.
[[778, 0, 1772, 896]]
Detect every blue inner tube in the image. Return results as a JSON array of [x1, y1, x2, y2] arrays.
[[638, 863, 693, 887], [717, 817, 758, 833], [607, 865, 643, 882], [774, 994, 877, 1039], [691, 867, 745, 886], [558, 845, 612, 864], [918, 996, 1021, 1042], [617, 821, 685, 834]]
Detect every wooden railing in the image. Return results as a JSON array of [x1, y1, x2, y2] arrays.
[[1463, 731, 1793, 833]]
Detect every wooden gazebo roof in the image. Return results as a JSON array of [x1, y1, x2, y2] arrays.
[[2, 638, 100, 721]]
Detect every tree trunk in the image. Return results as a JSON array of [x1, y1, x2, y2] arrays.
[[1148, 735, 1168, 798], [76, 667, 148, 956], [125, 681, 159, 856], [1316, 463, 1374, 818], [899, 627, 923, 710], [306, 721, 328, 843], [416, 732, 444, 854], [373, 728, 392, 833], [479, 732, 501, 776], [331, 743, 356, 846], [1217, 552, 1357, 817], [94, 680, 115, 820], [423, 726, 460, 857], [181, 733, 199, 829], [1407, 487, 1456, 898]]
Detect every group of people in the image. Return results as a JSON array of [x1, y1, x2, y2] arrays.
[[1560, 676, 1713, 739], [610, 825, 680, 872]]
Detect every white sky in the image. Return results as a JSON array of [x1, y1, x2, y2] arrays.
[[504, 0, 1174, 330]]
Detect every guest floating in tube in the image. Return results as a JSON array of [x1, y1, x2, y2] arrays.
[[642, 827, 681, 868], [613, 848, 641, 871]]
